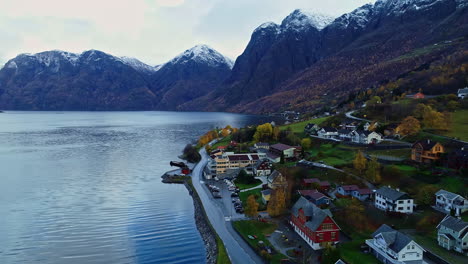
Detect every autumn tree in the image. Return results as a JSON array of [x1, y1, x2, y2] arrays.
[[353, 150, 367, 174], [221, 128, 230, 137], [253, 123, 273, 142], [301, 138, 312, 151], [245, 195, 259, 218], [397, 116, 421, 136], [267, 188, 286, 217], [422, 106, 447, 130], [366, 157, 382, 183], [337, 199, 371, 232]]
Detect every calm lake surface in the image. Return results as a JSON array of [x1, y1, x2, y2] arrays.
[[0, 111, 273, 264]]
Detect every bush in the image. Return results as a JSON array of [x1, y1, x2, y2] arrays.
[[181, 144, 201, 163]]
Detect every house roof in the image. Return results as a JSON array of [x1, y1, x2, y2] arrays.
[[413, 139, 440, 151], [355, 189, 373, 195], [321, 127, 337, 133], [299, 190, 328, 201], [340, 185, 359, 191], [372, 224, 414, 253], [255, 142, 269, 147], [270, 143, 295, 151], [268, 170, 286, 185], [458, 88, 468, 94], [261, 189, 272, 196], [376, 186, 410, 201], [228, 155, 250, 161], [435, 189, 462, 201], [438, 215, 468, 234], [292, 197, 334, 231], [338, 129, 352, 134]]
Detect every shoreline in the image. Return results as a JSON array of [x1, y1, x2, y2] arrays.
[[161, 173, 219, 264]]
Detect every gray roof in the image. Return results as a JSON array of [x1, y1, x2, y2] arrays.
[[435, 189, 463, 201], [261, 189, 272, 196], [267, 170, 281, 183], [372, 224, 414, 253], [376, 186, 410, 201], [292, 197, 334, 231], [438, 215, 468, 234]]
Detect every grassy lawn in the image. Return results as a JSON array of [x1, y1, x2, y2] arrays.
[[403, 131, 450, 145], [367, 148, 411, 159], [239, 189, 266, 211], [438, 177, 467, 195], [309, 143, 355, 167], [212, 135, 232, 149], [339, 240, 379, 264], [234, 179, 262, 190], [440, 109, 468, 141], [461, 213, 468, 222], [233, 220, 288, 264], [413, 234, 467, 264], [216, 235, 231, 264], [279, 117, 329, 133]]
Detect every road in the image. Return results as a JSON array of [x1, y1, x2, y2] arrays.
[[345, 110, 370, 122], [192, 149, 263, 264]]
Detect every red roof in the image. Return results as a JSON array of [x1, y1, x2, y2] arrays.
[[270, 143, 295, 151], [228, 155, 250, 161], [299, 190, 328, 200], [341, 185, 359, 191], [217, 146, 227, 150], [414, 92, 425, 98], [356, 188, 372, 195]]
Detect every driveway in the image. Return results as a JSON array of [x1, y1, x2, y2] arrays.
[[345, 110, 370, 122], [192, 149, 263, 264]]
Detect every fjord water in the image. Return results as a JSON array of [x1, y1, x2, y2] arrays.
[[0, 111, 270, 264]]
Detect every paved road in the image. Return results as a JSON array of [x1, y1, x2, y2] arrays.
[[345, 110, 370, 122], [192, 149, 263, 264]]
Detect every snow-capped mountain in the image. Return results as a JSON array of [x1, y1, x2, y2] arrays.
[[0, 45, 232, 110], [281, 9, 334, 31], [162, 44, 234, 69]]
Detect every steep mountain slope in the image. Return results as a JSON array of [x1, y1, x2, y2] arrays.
[[0, 46, 232, 110], [181, 0, 468, 113], [150, 45, 233, 110]]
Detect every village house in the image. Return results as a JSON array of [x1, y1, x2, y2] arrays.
[[411, 140, 445, 163], [290, 197, 341, 250], [298, 190, 331, 206], [366, 224, 425, 264], [269, 143, 301, 161], [458, 87, 468, 99], [305, 123, 320, 134], [337, 185, 359, 196], [253, 159, 272, 176], [337, 129, 352, 141], [350, 130, 383, 144], [267, 170, 288, 190], [375, 186, 414, 214], [437, 215, 468, 256], [209, 152, 267, 176], [317, 127, 338, 139], [413, 92, 425, 99], [384, 123, 400, 137], [352, 188, 373, 201], [254, 142, 270, 151], [302, 178, 331, 192], [339, 120, 358, 130], [435, 189, 468, 216]]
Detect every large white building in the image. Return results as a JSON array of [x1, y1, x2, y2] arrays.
[[375, 186, 414, 214], [366, 224, 425, 264]]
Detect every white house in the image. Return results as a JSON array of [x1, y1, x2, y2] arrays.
[[366, 224, 425, 264], [317, 127, 338, 139], [435, 189, 468, 216], [337, 129, 352, 141], [375, 186, 414, 214], [253, 159, 272, 176], [351, 130, 382, 144], [458, 88, 468, 99], [437, 215, 468, 256]]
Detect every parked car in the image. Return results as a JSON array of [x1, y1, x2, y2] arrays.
[[231, 193, 239, 197]]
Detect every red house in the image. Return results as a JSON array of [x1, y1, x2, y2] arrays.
[[413, 92, 425, 99], [302, 178, 331, 192], [290, 197, 341, 250]]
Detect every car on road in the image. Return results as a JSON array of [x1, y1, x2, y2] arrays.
[[212, 192, 222, 199], [231, 193, 239, 197]]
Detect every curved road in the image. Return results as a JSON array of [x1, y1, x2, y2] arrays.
[[345, 110, 370, 122], [192, 149, 263, 264]]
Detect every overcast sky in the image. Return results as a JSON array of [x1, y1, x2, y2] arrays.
[[0, 0, 375, 66]]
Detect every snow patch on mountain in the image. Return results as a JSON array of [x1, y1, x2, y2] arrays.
[[254, 22, 281, 35], [282, 9, 335, 31], [332, 4, 374, 29], [375, 0, 446, 15], [166, 44, 234, 69], [119, 56, 159, 73]]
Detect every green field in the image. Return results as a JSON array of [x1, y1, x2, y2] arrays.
[[367, 148, 411, 159], [212, 135, 232, 149], [339, 240, 379, 264], [239, 189, 266, 210], [413, 234, 467, 264], [234, 179, 262, 190], [233, 220, 288, 264], [309, 143, 355, 167], [441, 109, 468, 141], [216, 235, 231, 264], [279, 117, 329, 133]]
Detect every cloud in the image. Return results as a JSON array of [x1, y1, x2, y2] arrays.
[[156, 0, 185, 7]]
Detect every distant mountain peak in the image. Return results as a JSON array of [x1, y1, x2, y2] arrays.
[[281, 9, 335, 31], [167, 44, 234, 69]]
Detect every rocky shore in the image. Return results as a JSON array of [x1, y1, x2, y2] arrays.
[[161, 171, 218, 264]]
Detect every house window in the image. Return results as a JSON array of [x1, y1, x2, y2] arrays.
[[407, 245, 410, 250], [331, 232, 336, 240], [398, 200, 404, 204], [322, 223, 333, 230], [318, 233, 324, 240], [402, 254, 405, 258], [412, 245, 415, 249], [407, 207, 410, 210]]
